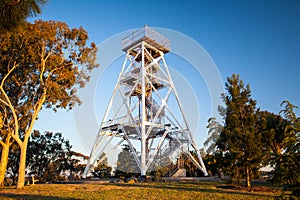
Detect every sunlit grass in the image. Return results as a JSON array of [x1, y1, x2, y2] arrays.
[[0, 181, 281, 200]]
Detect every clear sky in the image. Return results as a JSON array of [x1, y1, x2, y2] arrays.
[[31, 0, 300, 160]]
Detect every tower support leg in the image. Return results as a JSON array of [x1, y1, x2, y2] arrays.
[[140, 42, 147, 176], [141, 136, 148, 176]]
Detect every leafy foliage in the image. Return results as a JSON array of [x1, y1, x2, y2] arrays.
[[7, 131, 82, 183], [259, 111, 287, 156], [0, 0, 47, 31], [205, 117, 223, 154], [5, 143, 19, 184], [0, 20, 98, 114], [92, 153, 112, 178], [115, 144, 140, 177], [27, 131, 76, 182], [216, 74, 263, 188], [268, 101, 300, 186], [0, 20, 98, 188], [209, 75, 299, 188]]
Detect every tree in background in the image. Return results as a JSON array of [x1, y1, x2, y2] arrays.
[[206, 75, 299, 188], [258, 111, 286, 165], [115, 144, 140, 177], [216, 74, 263, 190], [181, 150, 204, 177], [205, 116, 223, 154], [0, 20, 98, 188], [6, 131, 85, 184], [27, 131, 75, 182], [0, 0, 47, 31], [269, 101, 300, 186], [92, 153, 112, 178], [68, 151, 89, 176], [5, 143, 19, 185]]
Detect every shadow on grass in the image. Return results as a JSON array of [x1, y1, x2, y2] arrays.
[[0, 193, 79, 200], [107, 182, 279, 199]]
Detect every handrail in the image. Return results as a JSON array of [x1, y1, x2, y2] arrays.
[[101, 115, 141, 130], [122, 25, 170, 51]]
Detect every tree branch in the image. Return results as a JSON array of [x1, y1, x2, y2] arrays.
[[0, 62, 21, 145], [25, 89, 47, 141], [1, 61, 17, 88], [0, 98, 9, 108], [0, 140, 4, 147], [40, 50, 53, 83]]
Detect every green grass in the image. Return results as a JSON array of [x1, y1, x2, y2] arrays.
[[0, 181, 281, 200]]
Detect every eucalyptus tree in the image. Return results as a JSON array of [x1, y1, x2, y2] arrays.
[[0, 20, 98, 188], [0, 106, 14, 186]]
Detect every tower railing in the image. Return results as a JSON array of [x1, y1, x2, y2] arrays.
[[121, 25, 170, 52]]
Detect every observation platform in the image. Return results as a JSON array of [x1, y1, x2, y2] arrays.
[[121, 25, 170, 54], [102, 124, 185, 142], [100, 117, 175, 140], [101, 123, 167, 140]]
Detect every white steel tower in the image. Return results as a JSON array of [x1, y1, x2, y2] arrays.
[[83, 25, 207, 177]]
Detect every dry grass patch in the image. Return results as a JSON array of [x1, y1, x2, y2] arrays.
[[0, 181, 281, 200]]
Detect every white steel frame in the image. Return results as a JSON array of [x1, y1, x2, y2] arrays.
[[83, 26, 207, 178]]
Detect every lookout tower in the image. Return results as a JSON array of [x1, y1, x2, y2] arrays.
[[83, 25, 208, 177]]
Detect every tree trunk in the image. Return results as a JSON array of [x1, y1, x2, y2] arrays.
[[16, 141, 28, 189], [0, 142, 10, 187], [245, 165, 251, 191]]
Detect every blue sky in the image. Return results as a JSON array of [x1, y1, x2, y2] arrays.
[[31, 0, 300, 157]]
